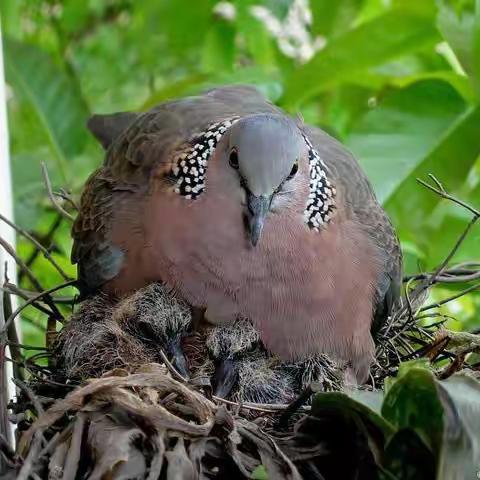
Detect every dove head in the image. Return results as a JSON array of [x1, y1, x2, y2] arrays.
[[225, 114, 308, 246]]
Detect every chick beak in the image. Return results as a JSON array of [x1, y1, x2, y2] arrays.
[[247, 193, 272, 247]]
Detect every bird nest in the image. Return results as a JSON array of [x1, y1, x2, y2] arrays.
[[1, 174, 480, 479]]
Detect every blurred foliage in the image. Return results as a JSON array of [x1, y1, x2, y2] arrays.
[[1, 0, 480, 337]]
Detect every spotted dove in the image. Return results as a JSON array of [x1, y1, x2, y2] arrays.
[[72, 85, 402, 384]]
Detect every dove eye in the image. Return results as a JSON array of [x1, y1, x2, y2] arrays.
[[229, 149, 239, 169], [288, 160, 299, 179]]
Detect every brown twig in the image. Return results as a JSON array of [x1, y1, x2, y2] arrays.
[[20, 215, 64, 283], [56, 188, 79, 211], [419, 282, 480, 312], [16, 430, 43, 480], [3, 290, 24, 382], [0, 280, 77, 344], [38, 422, 74, 458], [428, 216, 479, 285], [2, 282, 54, 316], [6, 342, 48, 352], [405, 268, 480, 283], [3, 283, 76, 306], [13, 378, 45, 416], [417, 174, 480, 217], [0, 212, 70, 282], [61, 414, 85, 480], [0, 238, 46, 295], [278, 384, 315, 428], [0, 237, 63, 319], [40, 162, 75, 222], [159, 349, 188, 383]]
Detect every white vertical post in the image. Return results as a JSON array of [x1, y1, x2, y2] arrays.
[[0, 24, 16, 449]]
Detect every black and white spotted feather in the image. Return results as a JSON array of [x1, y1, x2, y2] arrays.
[[168, 118, 336, 229]]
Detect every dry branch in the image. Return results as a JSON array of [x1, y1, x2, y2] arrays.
[[40, 162, 75, 222]]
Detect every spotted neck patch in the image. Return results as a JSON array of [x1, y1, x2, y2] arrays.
[[170, 117, 239, 199], [302, 134, 336, 230], [168, 118, 336, 229]]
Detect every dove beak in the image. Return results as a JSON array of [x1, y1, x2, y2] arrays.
[[247, 193, 272, 247]]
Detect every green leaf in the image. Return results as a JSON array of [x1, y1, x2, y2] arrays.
[[382, 429, 436, 479], [59, 0, 91, 35], [312, 391, 395, 438], [4, 39, 90, 184], [381, 365, 480, 478], [436, 0, 480, 97], [146, 0, 216, 54], [473, 0, 480, 94], [382, 366, 444, 455], [307, 391, 394, 477], [281, 6, 440, 106], [201, 20, 236, 73], [346, 78, 480, 252], [385, 104, 480, 239], [437, 374, 480, 479], [347, 80, 466, 204], [386, 70, 477, 103], [235, 0, 278, 68], [252, 465, 268, 480], [261, 0, 293, 20], [310, 0, 365, 38]]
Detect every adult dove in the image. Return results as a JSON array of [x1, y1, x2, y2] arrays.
[[72, 85, 402, 383]]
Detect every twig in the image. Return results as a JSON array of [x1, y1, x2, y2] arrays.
[[0, 432, 18, 468], [16, 430, 43, 480], [57, 188, 79, 211], [3, 283, 76, 306], [38, 422, 74, 458], [61, 414, 85, 480], [405, 268, 480, 283], [20, 215, 64, 283], [433, 329, 480, 356], [392, 177, 480, 320], [419, 282, 480, 312], [1, 282, 53, 317], [417, 174, 480, 217], [0, 237, 62, 319], [12, 378, 45, 416], [7, 342, 48, 351], [0, 237, 46, 295], [212, 395, 310, 414], [438, 353, 467, 379], [159, 349, 188, 383], [428, 216, 479, 285], [40, 162, 75, 222], [278, 384, 315, 428], [411, 176, 480, 290], [0, 280, 77, 344], [4, 290, 24, 381], [0, 212, 70, 282]]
